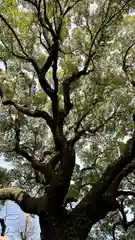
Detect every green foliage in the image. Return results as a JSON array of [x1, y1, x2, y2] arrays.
[[1, 0, 135, 239]]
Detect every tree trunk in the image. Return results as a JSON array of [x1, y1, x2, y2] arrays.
[[39, 213, 92, 240]]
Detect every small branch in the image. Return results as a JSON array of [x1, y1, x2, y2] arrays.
[[63, 0, 81, 16], [112, 199, 135, 240], [14, 118, 53, 184], [56, 0, 63, 15], [40, 41, 59, 75], [43, 0, 56, 38], [112, 221, 119, 240], [74, 99, 98, 133], [51, 41, 59, 121], [0, 14, 28, 57], [25, 0, 55, 37], [52, 42, 59, 94], [119, 199, 127, 232], [41, 28, 51, 52], [0, 18, 40, 75], [71, 109, 116, 145], [109, 160, 135, 195], [122, 43, 135, 87]]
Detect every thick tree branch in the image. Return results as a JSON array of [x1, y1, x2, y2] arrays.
[[112, 204, 135, 240], [68, 128, 135, 237], [117, 190, 135, 198], [38, 40, 60, 99], [92, 130, 135, 197], [63, 68, 94, 117], [3, 100, 53, 131], [108, 160, 135, 194], [34, 169, 47, 185], [0, 188, 43, 215], [46, 144, 75, 214]]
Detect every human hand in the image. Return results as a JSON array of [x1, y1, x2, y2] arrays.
[[0, 237, 8, 240]]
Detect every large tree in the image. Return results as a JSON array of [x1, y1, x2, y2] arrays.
[[1, 0, 135, 239]]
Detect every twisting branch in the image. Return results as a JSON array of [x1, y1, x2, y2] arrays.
[[0, 14, 40, 75], [108, 160, 135, 195], [119, 199, 127, 232], [3, 100, 53, 131], [52, 45, 59, 93], [63, 68, 94, 117], [74, 99, 98, 133], [42, 28, 51, 52], [117, 190, 135, 198], [62, 0, 132, 119], [56, 0, 63, 15], [14, 117, 53, 184], [63, 0, 81, 16], [112, 198, 135, 240], [38, 41, 60, 99], [43, 0, 56, 38], [71, 108, 117, 145], [122, 43, 135, 87], [24, 0, 55, 37], [34, 169, 47, 185], [112, 221, 119, 240], [112, 217, 135, 240], [93, 130, 135, 198]]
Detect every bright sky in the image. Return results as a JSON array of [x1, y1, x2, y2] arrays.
[[0, 201, 40, 239]]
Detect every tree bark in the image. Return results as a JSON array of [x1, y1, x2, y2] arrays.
[[39, 193, 117, 240]]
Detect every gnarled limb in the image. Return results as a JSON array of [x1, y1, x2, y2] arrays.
[[0, 188, 43, 215], [62, 0, 132, 121], [117, 190, 135, 197], [2, 100, 53, 131], [46, 143, 75, 215], [0, 15, 28, 58], [122, 43, 135, 87], [66, 129, 135, 239], [14, 117, 53, 184], [62, 68, 94, 118], [0, 14, 40, 75]]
